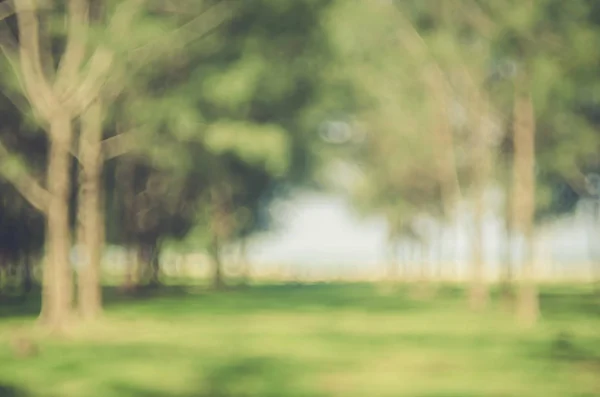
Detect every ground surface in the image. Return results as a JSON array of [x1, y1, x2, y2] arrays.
[[0, 283, 599, 397]]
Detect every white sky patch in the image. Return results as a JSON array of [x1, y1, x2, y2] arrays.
[[247, 189, 599, 276], [249, 193, 387, 270]]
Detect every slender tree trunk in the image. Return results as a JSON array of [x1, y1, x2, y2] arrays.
[[116, 157, 137, 290], [513, 86, 539, 326], [379, 230, 399, 294], [469, 183, 487, 310], [0, 252, 6, 296], [386, 231, 398, 282], [501, 183, 515, 305], [22, 254, 33, 295], [210, 234, 224, 290], [409, 241, 418, 281], [239, 238, 250, 286], [436, 227, 445, 281], [149, 242, 161, 287], [411, 240, 432, 299], [77, 101, 104, 320], [121, 247, 137, 292], [39, 115, 74, 331], [592, 201, 600, 294], [136, 244, 149, 284], [468, 93, 493, 311], [421, 242, 429, 282], [427, 65, 461, 283], [209, 187, 229, 290]]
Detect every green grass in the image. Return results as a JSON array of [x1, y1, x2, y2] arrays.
[[0, 283, 599, 397]]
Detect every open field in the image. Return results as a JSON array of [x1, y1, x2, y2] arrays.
[[0, 283, 599, 397]]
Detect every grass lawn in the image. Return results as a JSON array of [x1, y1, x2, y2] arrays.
[[0, 283, 599, 397]]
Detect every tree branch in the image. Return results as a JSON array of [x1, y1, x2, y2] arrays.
[[54, 0, 89, 92], [147, 0, 207, 15], [102, 125, 146, 160], [0, 21, 48, 123], [0, 1, 14, 21], [0, 18, 16, 52], [0, 0, 52, 21], [560, 167, 588, 197], [127, 0, 234, 65], [62, 46, 113, 116], [14, 0, 56, 121], [60, 0, 145, 115], [0, 136, 50, 213]]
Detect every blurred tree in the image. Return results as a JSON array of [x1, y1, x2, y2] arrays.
[[479, 0, 600, 325], [73, 0, 232, 319], [0, 0, 106, 330], [112, 0, 335, 290], [0, 95, 45, 295]]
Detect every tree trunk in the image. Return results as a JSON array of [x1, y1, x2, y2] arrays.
[[411, 241, 433, 299], [121, 248, 137, 292], [39, 115, 74, 331], [0, 252, 6, 296], [209, 187, 230, 290], [136, 244, 149, 284], [239, 238, 250, 286], [386, 231, 398, 282], [149, 242, 161, 287], [468, 99, 491, 311], [592, 201, 600, 294], [22, 254, 33, 295], [211, 234, 224, 290], [427, 65, 461, 283], [500, 184, 515, 305], [77, 101, 104, 320], [513, 86, 539, 326], [469, 184, 487, 311], [116, 158, 137, 290], [436, 227, 445, 281]]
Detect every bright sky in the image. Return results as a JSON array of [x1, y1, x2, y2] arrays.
[[247, 190, 598, 277], [249, 193, 388, 271]]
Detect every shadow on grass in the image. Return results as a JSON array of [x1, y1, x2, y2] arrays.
[[0, 383, 30, 397], [539, 290, 600, 320], [520, 330, 600, 372], [99, 283, 429, 317], [1, 282, 599, 320], [0, 292, 41, 319], [110, 356, 321, 397]]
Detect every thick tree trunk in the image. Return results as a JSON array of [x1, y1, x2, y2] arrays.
[[39, 115, 74, 331], [513, 88, 539, 326], [77, 101, 104, 320]]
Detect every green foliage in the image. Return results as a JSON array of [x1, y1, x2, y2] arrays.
[[204, 121, 290, 177]]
